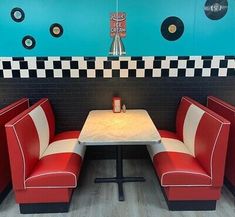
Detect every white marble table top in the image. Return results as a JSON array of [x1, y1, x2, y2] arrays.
[[79, 110, 161, 146]]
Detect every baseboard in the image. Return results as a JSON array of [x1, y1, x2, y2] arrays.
[[0, 183, 12, 204], [224, 178, 235, 197], [19, 202, 70, 214], [166, 199, 216, 211]]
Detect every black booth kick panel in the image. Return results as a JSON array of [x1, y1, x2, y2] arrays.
[[1, 77, 235, 159]]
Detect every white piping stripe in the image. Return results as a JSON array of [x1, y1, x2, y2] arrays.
[[5, 99, 49, 127], [208, 97, 235, 113], [161, 171, 212, 187], [0, 99, 29, 116], [25, 171, 77, 188]]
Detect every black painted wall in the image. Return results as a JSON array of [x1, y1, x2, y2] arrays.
[[1, 77, 235, 159]]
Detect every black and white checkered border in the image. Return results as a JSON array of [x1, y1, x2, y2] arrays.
[[0, 56, 234, 78]]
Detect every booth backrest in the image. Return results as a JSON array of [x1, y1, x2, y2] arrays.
[[5, 98, 55, 190], [0, 98, 29, 192], [176, 97, 230, 186], [207, 96, 235, 184]]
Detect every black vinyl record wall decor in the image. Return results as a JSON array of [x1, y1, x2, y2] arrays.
[[204, 0, 228, 20], [11, 7, 25, 22], [161, 16, 184, 41], [22, 36, 36, 49], [50, 23, 63, 37]]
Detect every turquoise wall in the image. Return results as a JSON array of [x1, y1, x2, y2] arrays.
[[0, 0, 234, 56]]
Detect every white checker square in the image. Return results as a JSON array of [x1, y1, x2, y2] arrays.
[[218, 68, 227, 77], [128, 61, 137, 69], [194, 59, 204, 68], [152, 69, 161, 77], [112, 61, 120, 69], [166, 56, 178, 61], [202, 68, 211, 77], [185, 69, 195, 77], [95, 60, 104, 69], [169, 69, 178, 77], [144, 59, 153, 69], [70, 69, 79, 78], [228, 60, 235, 68], [61, 61, 71, 69], [189, 56, 201, 60], [45, 61, 54, 69], [20, 70, 29, 78], [103, 69, 112, 78], [11, 61, 20, 70], [53, 69, 63, 78], [178, 60, 187, 68], [3, 70, 13, 78], [48, 56, 60, 61], [96, 57, 108, 61], [211, 59, 220, 68], [87, 69, 96, 78], [161, 60, 170, 69], [78, 61, 87, 69], [37, 69, 46, 78], [119, 57, 131, 61], [120, 69, 128, 78], [136, 69, 145, 78]]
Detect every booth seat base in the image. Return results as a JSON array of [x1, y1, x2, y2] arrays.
[[165, 198, 216, 211], [0, 183, 12, 204], [19, 201, 71, 214], [224, 178, 235, 197]]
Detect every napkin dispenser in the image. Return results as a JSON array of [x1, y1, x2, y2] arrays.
[[112, 97, 121, 113]]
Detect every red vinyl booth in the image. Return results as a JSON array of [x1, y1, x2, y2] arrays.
[[207, 96, 235, 196], [5, 98, 86, 214], [148, 97, 230, 210], [0, 98, 29, 204]]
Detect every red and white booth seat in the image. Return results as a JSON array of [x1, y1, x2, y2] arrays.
[[147, 97, 230, 210], [0, 98, 29, 204], [207, 96, 235, 197], [5, 98, 86, 214]]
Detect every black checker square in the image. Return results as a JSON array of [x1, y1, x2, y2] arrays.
[[96, 70, 104, 78], [137, 61, 145, 69], [128, 69, 136, 77], [70, 61, 78, 69], [87, 61, 95, 69], [211, 68, 219, 76], [12, 70, 21, 78], [145, 69, 153, 77], [203, 60, 212, 68], [29, 70, 37, 78], [170, 60, 178, 68], [62, 70, 71, 78], [79, 70, 87, 78], [36, 61, 45, 69], [53, 61, 62, 69], [220, 60, 228, 68], [20, 61, 28, 69], [153, 60, 161, 68], [187, 60, 195, 68], [2, 61, 11, 69], [120, 61, 128, 69], [104, 61, 112, 69]]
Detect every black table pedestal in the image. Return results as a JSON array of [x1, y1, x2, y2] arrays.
[[95, 145, 145, 201]]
